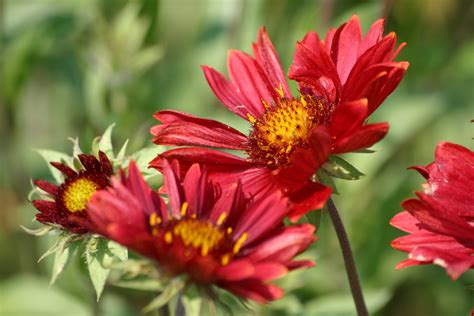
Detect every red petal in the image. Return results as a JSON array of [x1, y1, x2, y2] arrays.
[[329, 98, 368, 140], [228, 50, 274, 117], [286, 182, 332, 222], [252, 27, 292, 98], [289, 34, 341, 102], [333, 122, 389, 154], [252, 262, 288, 281], [151, 110, 247, 150], [34, 180, 58, 195], [201, 66, 250, 119], [217, 259, 255, 281], [160, 159, 186, 217], [358, 19, 384, 56], [50, 162, 76, 178], [329, 15, 363, 84], [233, 191, 288, 245], [223, 281, 284, 303]]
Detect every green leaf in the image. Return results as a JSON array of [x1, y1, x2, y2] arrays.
[[21, 225, 52, 237], [303, 288, 392, 315], [115, 139, 129, 164], [112, 279, 164, 291], [97, 124, 116, 157], [322, 156, 365, 180], [86, 237, 128, 301], [317, 169, 339, 194], [68, 137, 83, 157], [143, 278, 186, 313], [181, 293, 202, 316], [36, 149, 73, 183], [50, 234, 81, 285]]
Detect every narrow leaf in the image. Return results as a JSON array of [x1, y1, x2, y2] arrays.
[[322, 156, 365, 180], [98, 124, 116, 157], [112, 279, 164, 291], [21, 225, 52, 237], [36, 149, 73, 183], [143, 278, 186, 313], [50, 238, 80, 285]]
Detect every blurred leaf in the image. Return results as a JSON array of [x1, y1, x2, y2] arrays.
[[323, 156, 365, 180], [97, 123, 116, 157], [143, 277, 186, 313], [112, 279, 165, 291], [86, 237, 128, 300], [317, 169, 339, 194], [21, 225, 52, 237], [50, 235, 81, 285], [36, 149, 73, 183], [303, 288, 392, 315], [0, 275, 90, 316], [181, 294, 202, 316]]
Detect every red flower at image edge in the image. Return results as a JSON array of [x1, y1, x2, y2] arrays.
[[86, 160, 316, 303], [391, 142, 474, 279], [32, 152, 113, 234], [150, 16, 408, 221]]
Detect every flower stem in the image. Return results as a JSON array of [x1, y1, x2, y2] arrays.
[[326, 197, 368, 316]]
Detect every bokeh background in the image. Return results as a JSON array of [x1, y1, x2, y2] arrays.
[[1, 0, 473, 315]]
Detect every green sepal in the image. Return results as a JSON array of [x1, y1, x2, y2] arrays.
[[143, 277, 186, 313], [180, 293, 202, 316], [112, 279, 164, 291], [354, 148, 376, 154], [316, 169, 339, 195], [48, 232, 83, 285], [36, 149, 73, 183], [322, 156, 365, 180], [85, 236, 128, 301], [21, 225, 53, 237]]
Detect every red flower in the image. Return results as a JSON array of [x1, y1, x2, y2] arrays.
[[150, 16, 407, 221], [86, 160, 316, 303], [32, 152, 113, 234], [391, 142, 474, 280]]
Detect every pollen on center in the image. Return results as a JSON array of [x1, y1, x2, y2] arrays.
[[62, 177, 99, 213], [246, 95, 327, 166]]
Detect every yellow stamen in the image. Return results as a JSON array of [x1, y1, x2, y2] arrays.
[[149, 213, 157, 226], [247, 113, 257, 124], [172, 219, 224, 256], [221, 254, 231, 266], [233, 232, 248, 254], [165, 232, 173, 244], [227, 227, 233, 235], [180, 202, 188, 217], [217, 212, 227, 226], [276, 84, 284, 98]]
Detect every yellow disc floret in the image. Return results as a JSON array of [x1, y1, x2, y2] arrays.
[[173, 219, 224, 256], [247, 95, 330, 167], [62, 178, 99, 213]]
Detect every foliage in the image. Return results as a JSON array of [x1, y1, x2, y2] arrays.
[[1, 0, 473, 315]]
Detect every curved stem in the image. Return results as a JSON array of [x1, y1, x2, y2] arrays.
[[326, 197, 368, 316]]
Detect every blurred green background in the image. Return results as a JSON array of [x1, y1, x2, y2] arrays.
[[1, 0, 473, 315]]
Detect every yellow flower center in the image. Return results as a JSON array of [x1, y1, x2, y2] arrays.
[[62, 178, 99, 213], [172, 219, 224, 256], [149, 206, 248, 265], [246, 95, 329, 167]]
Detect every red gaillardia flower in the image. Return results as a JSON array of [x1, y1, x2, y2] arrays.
[[150, 16, 408, 221], [32, 152, 113, 234], [391, 142, 474, 280], [86, 160, 316, 303]]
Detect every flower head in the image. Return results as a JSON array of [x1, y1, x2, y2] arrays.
[[32, 151, 113, 234], [87, 160, 316, 303], [391, 142, 474, 280], [150, 16, 407, 220]]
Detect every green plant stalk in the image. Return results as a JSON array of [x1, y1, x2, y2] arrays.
[[327, 198, 368, 316]]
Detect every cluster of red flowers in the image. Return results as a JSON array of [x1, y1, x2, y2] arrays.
[[31, 15, 473, 307]]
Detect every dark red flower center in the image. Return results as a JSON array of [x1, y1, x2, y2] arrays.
[[149, 202, 247, 266], [246, 94, 333, 167]]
